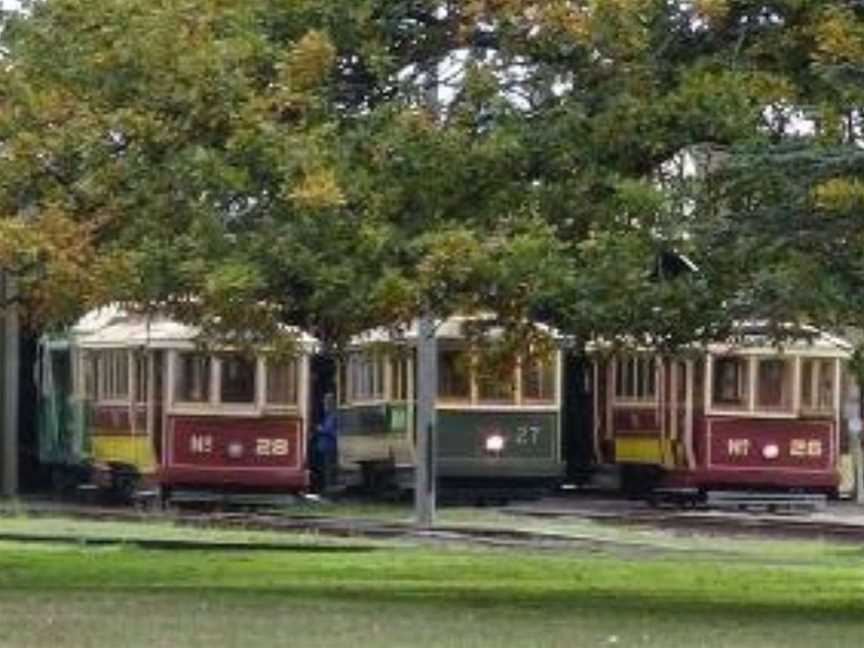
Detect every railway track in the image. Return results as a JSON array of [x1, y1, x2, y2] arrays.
[[4, 499, 864, 551], [1, 505, 653, 553], [503, 506, 864, 543]]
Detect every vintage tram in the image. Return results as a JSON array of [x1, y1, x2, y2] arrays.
[[38, 308, 316, 501], [38, 308, 857, 502], [592, 325, 853, 496], [336, 316, 566, 494]]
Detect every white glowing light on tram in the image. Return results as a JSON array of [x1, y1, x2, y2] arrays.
[[485, 435, 505, 453]]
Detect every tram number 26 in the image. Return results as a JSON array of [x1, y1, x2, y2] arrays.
[[256, 438, 290, 457]]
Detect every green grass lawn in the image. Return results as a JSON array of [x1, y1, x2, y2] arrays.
[[0, 514, 863, 647]]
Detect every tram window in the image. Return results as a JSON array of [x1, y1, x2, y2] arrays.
[[52, 351, 71, 394], [801, 358, 835, 413], [438, 350, 470, 401], [391, 357, 409, 401], [349, 353, 385, 402], [220, 355, 257, 404], [266, 359, 298, 405], [477, 366, 516, 404], [801, 359, 813, 407], [522, 355, 556, 403], [83, 353, 98, 400], [135, 354, 148, 404], [756, 358, 793, 411], [712, 356, 748, 409], [817, 360, 835, 411], [676, 361, 687, 403], [175, 353, 211, 403], [337, 360, 348, 405], [98, 350, 129, 401], [614, 357, 656, 402]]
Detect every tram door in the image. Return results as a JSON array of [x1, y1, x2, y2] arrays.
[[150, 351, 165, 463], [309, 354, 336, 433], [666, 360, 690, 469], [562, 353, 594, 480]]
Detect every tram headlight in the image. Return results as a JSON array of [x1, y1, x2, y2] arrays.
[[485, 434, 506, 453], [762, 444, 780, 460], [227, 442, 245, 459]]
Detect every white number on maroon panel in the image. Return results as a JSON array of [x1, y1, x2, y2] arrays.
[[256, 438, 290, 456], [190, 435, 213, 454]]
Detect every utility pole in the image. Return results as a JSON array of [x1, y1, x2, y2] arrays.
[[414, 314, 437, 527], [844, 379, 864, 505], [414, 51, 441, 528], [1, 272, 20, 498]]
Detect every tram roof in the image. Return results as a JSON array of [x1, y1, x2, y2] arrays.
[[705, 322, 852, 358], [71, 308, 317, 350], [348, 314, 562, 347], [590, 322, 852, 358]]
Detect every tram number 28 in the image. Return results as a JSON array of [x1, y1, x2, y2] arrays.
[[256, 438, 290, 456]]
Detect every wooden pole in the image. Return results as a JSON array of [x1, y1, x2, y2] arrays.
[[1, 273, 20, 498]]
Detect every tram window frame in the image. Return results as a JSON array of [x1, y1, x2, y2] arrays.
[[134, 353, 148, 404], [800, 358, 836, 415], [265, 358, 299, 407], [390, 355, 410, 402], [438, 348, 472, 403], [337, 360, 348, 406], [347, 352, 386, 404], [755, 357, 794, 413], [219, 353, 258, 405], [340, 345, 560, 409], [521, 354, 556, 404], [612, 356, 657, 406], [95, 349, 130, 403], [709, 354, 809, 416], [82, 351, 99, 400], [476, 364, 517, 405], [174, 352, 212, 405], [711, 355, 750, 411]]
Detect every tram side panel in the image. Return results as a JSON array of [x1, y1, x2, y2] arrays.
[[605, 356, 665, 491], [77, 348, 158, 489], [337, 402, 414, 487], [158, 351, 312, 494], [677, 417, 837, 491], [435, 409, 561, 486], [89, 402, 155, 478], [161, 415, 307, 490]]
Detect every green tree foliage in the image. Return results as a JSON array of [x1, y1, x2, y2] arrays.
[[2, 1, 864, 350]]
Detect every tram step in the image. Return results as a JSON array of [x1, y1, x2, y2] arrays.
[[168, 490, 299, 508], [706, 491, 827, 513]]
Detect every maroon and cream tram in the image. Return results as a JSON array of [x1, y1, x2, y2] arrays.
[[63, 309, 316, 500], [593, 325, 853, 496]]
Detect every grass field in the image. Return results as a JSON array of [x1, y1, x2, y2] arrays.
[[0, 513, 863, 647]]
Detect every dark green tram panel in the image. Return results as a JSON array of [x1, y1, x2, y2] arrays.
[[437, 411, 558, 460], [339, 404, 411, 438]]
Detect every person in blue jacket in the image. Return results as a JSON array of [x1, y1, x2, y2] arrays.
[[310, 393, 338, 494]]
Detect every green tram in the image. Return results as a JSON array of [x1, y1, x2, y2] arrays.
[[336, 317, 566, 495]]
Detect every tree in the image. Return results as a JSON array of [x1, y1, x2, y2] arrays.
[[4, 0, 864, 354]]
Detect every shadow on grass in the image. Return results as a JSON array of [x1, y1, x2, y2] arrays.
[[22, 581, 863, 624], [0, 533, 381, 552]]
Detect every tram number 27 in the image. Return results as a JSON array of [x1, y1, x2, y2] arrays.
[[515, 426, 542, 446], [256, 438, 290, 457]]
